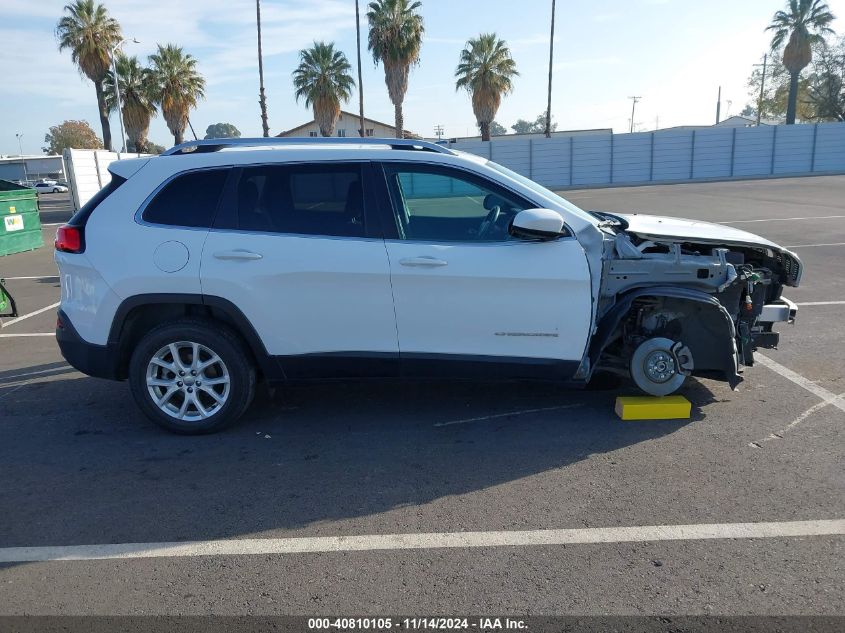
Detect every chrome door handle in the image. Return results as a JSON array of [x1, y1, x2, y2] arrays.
[[399, 256, 448, 267], [213, 249, 263, 261]]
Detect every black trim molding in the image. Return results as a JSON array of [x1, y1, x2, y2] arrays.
[[85, 294, 584, 384]]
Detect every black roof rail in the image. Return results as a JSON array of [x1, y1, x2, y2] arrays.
[[161, 137, 455, 156]]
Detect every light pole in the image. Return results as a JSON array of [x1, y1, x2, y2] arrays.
[[109, 37, 139, 153], [545, 0, 556, 138], [15, 133, 28, 183], [716, 86, 721, 124]]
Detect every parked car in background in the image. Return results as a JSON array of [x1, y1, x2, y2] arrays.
[[54, 137, 802, 434], [34, 181, 68, 194]]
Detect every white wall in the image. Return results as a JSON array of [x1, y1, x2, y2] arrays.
[[63, 149, 150, 210], [447, 122, 845, 189]]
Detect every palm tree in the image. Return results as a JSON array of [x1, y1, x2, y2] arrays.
[[103, 55, 157, 153], [256, 0, 270, 136], [767, 0, 836, 124], [455, 34, 519, 141], [292, 41, 355, 137], [149, 44, 206, 146], [367, 0, 424, 138], [56, 0, 122, 151]]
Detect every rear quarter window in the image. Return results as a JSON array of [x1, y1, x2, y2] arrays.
[[142, 169, 229, 228]]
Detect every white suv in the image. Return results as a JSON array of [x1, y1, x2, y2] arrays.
[[54, 138, 801, 433]]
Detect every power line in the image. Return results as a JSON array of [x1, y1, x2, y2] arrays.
[[433, 124, 444, 140]]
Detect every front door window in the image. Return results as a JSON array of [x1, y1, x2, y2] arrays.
[[383, 165, 528, 242]]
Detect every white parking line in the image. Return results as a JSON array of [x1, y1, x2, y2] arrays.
[[0, 332, 55, 338], [0, 383, 27, 402], [719, 215, 845, 224], [434, 403, 584, 427], [786, 242, 845, 248], [0, 519, 841, 563], [749, 354, 845, 447], [751, 392, 845, 448], [0, 302, 60, 328], [755, 353, 845, 415], [796, 301, 845, 306], [0, 364, 71, 382]]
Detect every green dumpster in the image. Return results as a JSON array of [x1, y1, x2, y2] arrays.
[[0, 179, 44, 257]]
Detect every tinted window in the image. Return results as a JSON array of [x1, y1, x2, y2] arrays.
[[228, 164, 365, 237], [384, 166, 528, 242], [142, 169, 228, 228]]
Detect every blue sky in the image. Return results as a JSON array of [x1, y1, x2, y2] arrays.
[[2, 0, 844, 155]]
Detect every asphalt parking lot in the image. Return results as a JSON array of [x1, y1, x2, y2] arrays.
[[0, 179, 842, 618]]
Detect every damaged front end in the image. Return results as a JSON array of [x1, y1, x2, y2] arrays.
[[587, 212, 802, 392]]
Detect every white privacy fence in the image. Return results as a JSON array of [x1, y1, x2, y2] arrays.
[[63, 149, 151, 211], [447, 122, 845, 189]]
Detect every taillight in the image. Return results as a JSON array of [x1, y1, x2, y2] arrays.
[[55, 225, 83, 253]]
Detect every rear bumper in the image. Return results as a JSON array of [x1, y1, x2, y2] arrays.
[[56, 310, 121, 380]]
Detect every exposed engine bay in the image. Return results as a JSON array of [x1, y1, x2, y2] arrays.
[[587, 211, 802, 393]]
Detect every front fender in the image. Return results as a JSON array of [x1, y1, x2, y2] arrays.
[[587, 286, 741, 388]]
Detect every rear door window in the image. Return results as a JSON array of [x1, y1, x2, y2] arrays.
[[142, 169, 229, 228], [221, 163, 367, 238]]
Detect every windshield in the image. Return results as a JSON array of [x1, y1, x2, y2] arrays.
[[484, 160, 597, 224]]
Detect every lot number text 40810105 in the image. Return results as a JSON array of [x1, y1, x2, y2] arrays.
[[307, 617, 528, 630]]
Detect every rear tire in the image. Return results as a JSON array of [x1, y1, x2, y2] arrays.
[[629, 337, 689, 397], [128, 318, 256, 434]]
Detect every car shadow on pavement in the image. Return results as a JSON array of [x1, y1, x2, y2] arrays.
[[0, 374, 715, 551]]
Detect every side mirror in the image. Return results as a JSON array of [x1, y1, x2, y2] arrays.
[[509, 208, 566, 241]]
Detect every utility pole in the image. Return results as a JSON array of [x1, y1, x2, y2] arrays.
[[628, 96, 641, 133], [15, 133, 28, 183], [545, 0, 556, 138], [257, 0, 270, 137], [716, 85, 721, 124], [434, 124, 444, 140], [355, 0, 365, 137], [753, 54, 768, 126]]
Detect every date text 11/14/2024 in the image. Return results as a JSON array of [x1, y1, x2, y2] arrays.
[[307, 617, 528, 630]]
